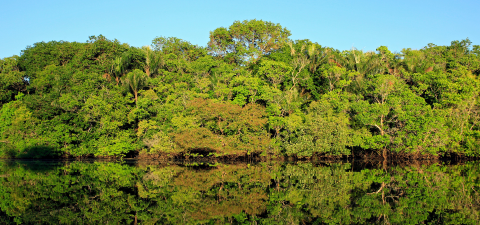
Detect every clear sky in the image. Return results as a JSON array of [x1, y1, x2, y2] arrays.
[[1, 0, 479, 58]]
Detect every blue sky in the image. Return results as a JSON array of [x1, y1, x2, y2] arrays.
[[1, 0, 479, 58]]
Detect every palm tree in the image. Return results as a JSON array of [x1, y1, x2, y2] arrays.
[[306, 44, 330, 73], [124, 69, 147, 104], [111, 56, 124, 85], [109, 50, 136, 85], [331, 48, 383, 94], [339, 48, 382, 76], [141, 46, 153, 77], [141, 46, 164, 77]]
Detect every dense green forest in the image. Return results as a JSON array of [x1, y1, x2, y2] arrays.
[[1, 160, 479, 224], [1, 19, 480, 159]]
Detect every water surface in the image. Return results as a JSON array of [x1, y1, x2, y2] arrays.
[[0, 159, 479, 224]]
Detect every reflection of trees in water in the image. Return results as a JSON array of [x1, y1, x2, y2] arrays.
[[0, 160, 479, 224], [352, 162, 480, 224], [138, 163, 270, 223]]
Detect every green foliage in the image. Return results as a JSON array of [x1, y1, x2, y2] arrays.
[[1, 21, 479, 159], [123, 69, 148, 103], [209, 19, 291, 64], [0, 56, 26, 106], [257, 60, 292, 89], [171, 98, 271, 157], [0, 94, 59, 158], [152, 36, 207, 62], [284, 91, 364, 158]]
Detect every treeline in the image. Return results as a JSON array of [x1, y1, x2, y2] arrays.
[[1, 19, 480, 159]]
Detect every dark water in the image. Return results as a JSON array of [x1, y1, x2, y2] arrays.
[[0, 159, 479, 224]]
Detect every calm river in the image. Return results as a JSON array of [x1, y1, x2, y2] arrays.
[[0, 159, 479, 224]]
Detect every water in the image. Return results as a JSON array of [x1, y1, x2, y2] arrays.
[[0, 159, 479, 224]]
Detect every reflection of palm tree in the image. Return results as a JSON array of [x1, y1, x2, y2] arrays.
[[124, 69, 147, 104]]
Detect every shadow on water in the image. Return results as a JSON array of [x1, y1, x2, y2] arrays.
[[0, 159, 66, 172], [1, 144, 62, 159]]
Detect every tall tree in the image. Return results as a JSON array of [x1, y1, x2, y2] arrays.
[[208, 19, 291, 64]]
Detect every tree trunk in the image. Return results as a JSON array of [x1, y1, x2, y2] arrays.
[[145, 67, 150, 77], [383, 157, 387, 170]]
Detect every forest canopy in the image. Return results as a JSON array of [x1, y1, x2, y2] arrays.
[[1, 19, 480, 159]]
